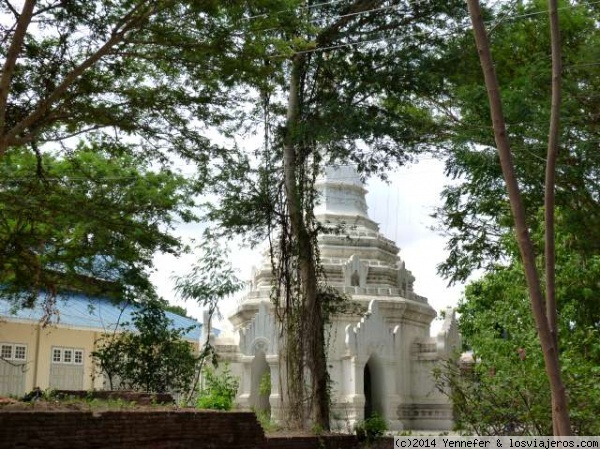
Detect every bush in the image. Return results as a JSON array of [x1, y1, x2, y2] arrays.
[[196, 364, 239, 410], [92, 300, 197, 394], [355, 412, 387, 442]]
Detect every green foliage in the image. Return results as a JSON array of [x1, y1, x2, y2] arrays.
[[0, 144, 197, 311], [0, 0, 275, 309], [435, 357, 553, 436], [255, 409, 281, 433], [437, 230, 600, 435], [196, 365, 239, 411], [161, 303, 191, 319], [173, 230, 244, 310], [259, 371, 271, 397], [0, 0, 253, 161], [92, 299, 198, 394], [429, 1, 600, 435], [172, 230, 244, 402], [355, 413, 388, 442], [435, 0, 600, 283], [311, 423, 325, 436]]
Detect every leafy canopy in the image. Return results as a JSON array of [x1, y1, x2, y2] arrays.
[[0, 0, 261, 163], [434, 0, 600, 282], [0, 0, 276, 305], [440, 222, 600, 435], [0, 143, 196, 306]]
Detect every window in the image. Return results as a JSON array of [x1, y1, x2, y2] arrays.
[[14, 345, 26, 360], [51, 347, 84, 365], [1, 343, 27, 361], [1, 344, 12, 359]]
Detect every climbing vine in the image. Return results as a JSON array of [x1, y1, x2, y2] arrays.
[[267, 130, 351, 429]]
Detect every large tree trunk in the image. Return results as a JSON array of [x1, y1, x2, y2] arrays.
[[282, 54, 330, 430], [466, 0, 571, 435]]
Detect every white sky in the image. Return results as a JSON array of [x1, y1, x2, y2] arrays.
[[150, 157, 466, 336]]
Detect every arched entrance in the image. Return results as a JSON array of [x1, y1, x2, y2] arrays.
[[249, 350, 271, 416], [363, 354, 385, 419]]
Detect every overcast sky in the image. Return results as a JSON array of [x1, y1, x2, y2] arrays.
[[150, 157, 466, 336]]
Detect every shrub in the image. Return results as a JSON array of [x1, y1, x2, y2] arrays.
[[355, 412, 387, 442], [92, 300, 197, 394], [196, 364, 239, 410]]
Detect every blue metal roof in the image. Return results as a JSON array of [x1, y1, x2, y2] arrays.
[[0, 293, 202, 341]]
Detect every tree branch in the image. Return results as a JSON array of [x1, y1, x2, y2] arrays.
[[0, 1, 156, 158], [545, 0, 562, 434], [544, 0, 561, 349], [1, 0, 20, 17], [316, 0, 381, 48], [0, 0, 36, 144]]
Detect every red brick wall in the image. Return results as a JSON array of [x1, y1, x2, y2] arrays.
[[0, 409, 394, 448], [0, 410, 266, 449]]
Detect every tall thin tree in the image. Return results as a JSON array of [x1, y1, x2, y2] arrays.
[[466, 0, 571, 435]]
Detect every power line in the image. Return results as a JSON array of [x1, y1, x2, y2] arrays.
[[243, 0, 436, 24], [240, 0, 449, 38], [254, 0, 600, 58], [243, 0, 350, 21], [4, 1, 600, 183]]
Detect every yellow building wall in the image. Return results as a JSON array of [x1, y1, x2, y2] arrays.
[[0, 321, 102, 394], [36, 325, 100, 390], [0, 321, 38, 394], [1, 320, 200, 396]]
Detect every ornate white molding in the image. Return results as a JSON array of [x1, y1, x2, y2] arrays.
[[238, 302, 278, 356], [344, 300, 399, 361]]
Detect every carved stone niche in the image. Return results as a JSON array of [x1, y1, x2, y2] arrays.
[[343, 254, 368, 288], [396, 260, 415, 297]]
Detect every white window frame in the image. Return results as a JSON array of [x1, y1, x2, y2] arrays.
[[51, 347, 84, 365], [0, 343, 27, 361], [1, 344, 12, 360], [13, 345, 26, 360]]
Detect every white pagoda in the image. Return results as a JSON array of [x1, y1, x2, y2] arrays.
[[211, 165, 459, 431]]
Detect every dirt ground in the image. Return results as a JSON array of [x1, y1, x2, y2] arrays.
[[0, 396, 186, 412], [0, 396, 322, 437]]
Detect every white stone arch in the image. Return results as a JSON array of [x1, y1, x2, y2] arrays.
[[248, 349, 271, 414], [236, 302, 281, 421], [363, 352, 386, 419], [341, 300, 402, 428], [344, 300, 398, 363], [239, 302, 278, 356]]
